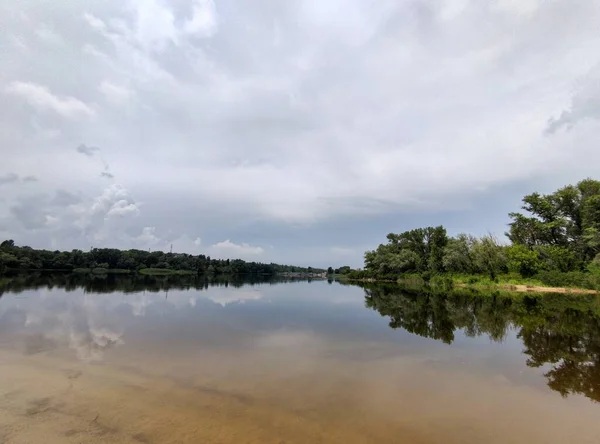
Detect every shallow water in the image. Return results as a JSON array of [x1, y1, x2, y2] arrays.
[[0, 275, 599, 443]]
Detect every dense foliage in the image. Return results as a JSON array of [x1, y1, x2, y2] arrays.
[[362, 284, 600, 402], [0, 240, 323, 276], [351, 179, 600, 288]]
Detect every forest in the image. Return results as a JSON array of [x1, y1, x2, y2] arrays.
[[349, 178, 600, 289], [0, 240, 324, 276]]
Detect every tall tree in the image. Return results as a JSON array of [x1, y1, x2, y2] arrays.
[[508, 178, 600, 264]]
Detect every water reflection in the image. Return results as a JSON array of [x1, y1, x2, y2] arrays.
[[0, 271, 304, 296], [0, 273, 344, 363], [362, 284, 600, 403], [2, 273, 600, 405]]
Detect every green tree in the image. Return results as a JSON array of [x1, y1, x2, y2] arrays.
[[506, 244, 543, 277], [508, 178, 600, 263], [471, 235, 507, 280], [0, 239, 15, 250], [442, 234, 475, 273]]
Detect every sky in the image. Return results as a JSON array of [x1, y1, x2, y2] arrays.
[[1, 0, 600, 268]]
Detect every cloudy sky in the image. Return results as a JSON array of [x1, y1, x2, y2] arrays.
[[1, 0, 600, 267]]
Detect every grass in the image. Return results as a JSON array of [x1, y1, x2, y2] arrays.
[[450, 273, 543, 287], [449, 273, 598, 294], [72, 268, 132, 274], [347, 271, 599, 295], [138, 268, 195, 276]]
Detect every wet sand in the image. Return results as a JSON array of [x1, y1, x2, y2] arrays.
[[1, 343, 600, 444]]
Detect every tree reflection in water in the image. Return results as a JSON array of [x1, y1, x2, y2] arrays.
[[2, 274, 599, 403], [362, 284, 600, 403]]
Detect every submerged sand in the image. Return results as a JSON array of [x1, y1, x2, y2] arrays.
[[1, 344, 599, 444]]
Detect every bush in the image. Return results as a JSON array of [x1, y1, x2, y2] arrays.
[[535, 270, 600, 289], [506, 244, 542, 277], [430, 274, 454, 289]]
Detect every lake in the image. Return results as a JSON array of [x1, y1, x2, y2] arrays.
[[1, 274, 599, 443]]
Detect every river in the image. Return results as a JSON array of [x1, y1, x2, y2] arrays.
[[0, 274, 599, 443]]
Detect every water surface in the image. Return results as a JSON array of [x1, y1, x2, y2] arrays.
[[0, 274, 599, 443]]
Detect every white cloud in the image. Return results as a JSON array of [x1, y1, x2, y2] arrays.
[[88, 185, 138, 219], [6, 81, 95, 118], [492, 0, 542, 16], [184, 0, 218, 37], [98, 80, 134, 105], [131, 0, 180, 51], [209, 240, 265, 259], [546, 65, 600, 133], [206, 289, 263, 307], [106, 200, 139, 218], [82, 12, 106, 32], [134, 226, 160, 247], [35, 25, 64, 45]]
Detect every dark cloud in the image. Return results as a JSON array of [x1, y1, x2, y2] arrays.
[[22, 175, 38, 183], [51, 189, 82, 207], [0, 173, 19, 186], [76, 144, 100, 157], [546, 74, 600, 134], [100, 171, 115, 179], [10, 195, 49, 230]]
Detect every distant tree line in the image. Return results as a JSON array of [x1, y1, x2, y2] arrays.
[[0, 240, 324, 276], [326, 265, 353, 276], [348, 178, 600, 289]]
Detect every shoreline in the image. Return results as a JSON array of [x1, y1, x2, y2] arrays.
[[341, 277, 599, 295], [454, 282, 598, 295]]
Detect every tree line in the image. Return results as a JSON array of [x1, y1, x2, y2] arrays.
[[0, 240, 324, 276], [349, 178, 600, 288]]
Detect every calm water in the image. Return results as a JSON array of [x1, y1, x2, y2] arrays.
[[1, 274, 599, 443]]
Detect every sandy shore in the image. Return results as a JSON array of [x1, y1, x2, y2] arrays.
[[455, 282, 599, 294]]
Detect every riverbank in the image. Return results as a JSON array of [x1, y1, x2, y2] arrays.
[[451, 274, 599, 294], [339, 274, 600, 295], [454, 282, 598, 295]]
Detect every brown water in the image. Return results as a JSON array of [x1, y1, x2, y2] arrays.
[[0, 276, 599, 443]]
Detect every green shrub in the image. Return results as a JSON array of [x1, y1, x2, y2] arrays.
[[535, 270, 599, 289]]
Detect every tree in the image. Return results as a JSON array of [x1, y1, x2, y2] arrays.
[[0, 240, 15, 250], [0, 242, 323, 277], [442, 234, 475, 274], [327, 267, 334, 275], [508, 178, 600, 263], [471, 235, 507, 280], [506, 244, 543, 277], [364, 226, 449, 277]]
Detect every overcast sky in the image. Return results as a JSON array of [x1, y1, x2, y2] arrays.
[[1, 0, 600, 268]]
